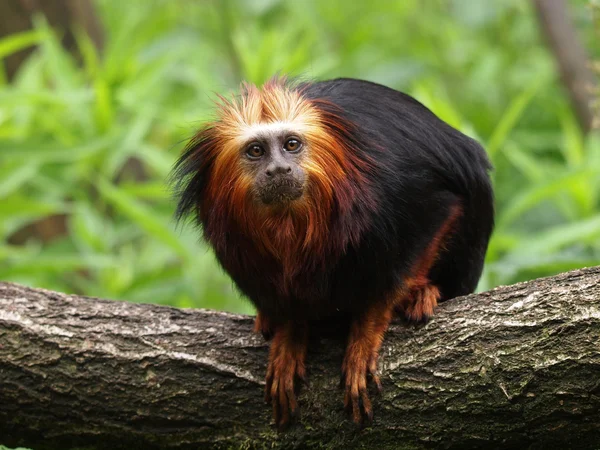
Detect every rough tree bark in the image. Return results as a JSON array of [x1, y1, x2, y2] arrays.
[[1, 267, 600, 450]]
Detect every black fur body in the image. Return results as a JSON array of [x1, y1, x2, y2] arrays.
[[173, 78, 495, 327]]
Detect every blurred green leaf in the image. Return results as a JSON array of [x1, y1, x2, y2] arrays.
[[0, 134, 116, 163], [0, 195, 63, 220], [0, 253, 114, 278], [0, 29, 45, 60], [487, 81, 539, 158], [96, 177, 189, 260], [0, 162, 39, 198], [70, 203, 110, 253], [514, 214, 600, 256], [497, 168, 597, 229], [502, 141, 544, 182]]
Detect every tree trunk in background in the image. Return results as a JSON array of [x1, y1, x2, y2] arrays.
[[1, 267, 600, 449], [532, 0, 598, 133], [0, 0, 103, 80]]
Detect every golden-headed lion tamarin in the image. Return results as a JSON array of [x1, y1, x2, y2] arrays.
[[172, 77, 494, 428]]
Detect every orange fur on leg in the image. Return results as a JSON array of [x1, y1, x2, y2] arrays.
[[401, 284, 440, 322], [398, 203, 462, 322], [265, 321, 308, 429], [342, 301, 394, 425]]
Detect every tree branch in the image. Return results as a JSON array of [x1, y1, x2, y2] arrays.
[[1, 267, 600, 449]]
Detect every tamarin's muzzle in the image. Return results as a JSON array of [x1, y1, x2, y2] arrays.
[[258, 174, 305, 205]]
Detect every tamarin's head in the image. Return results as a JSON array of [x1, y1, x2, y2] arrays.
[[172, 77, 373, 250]]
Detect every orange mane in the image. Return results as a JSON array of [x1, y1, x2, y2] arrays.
[[179, 77, 376, 290]]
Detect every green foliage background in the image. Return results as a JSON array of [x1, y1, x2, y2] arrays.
[[0, 0, 599, 315]]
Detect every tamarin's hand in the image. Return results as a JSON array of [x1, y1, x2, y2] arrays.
[[172, 77, 494, 428]]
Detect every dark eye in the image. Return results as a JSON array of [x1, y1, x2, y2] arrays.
[[284, 138, 302, 153], [246, 144, 265, 159]]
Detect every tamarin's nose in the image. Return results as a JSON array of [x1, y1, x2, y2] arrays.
[[265, 163, 292, 177]]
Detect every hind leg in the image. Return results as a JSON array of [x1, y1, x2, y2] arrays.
[[397, 203, 462, 323], [399, 284, 440, 323]]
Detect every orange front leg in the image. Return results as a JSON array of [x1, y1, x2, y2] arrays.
[[342, 301, 394, 425], [264, 321, 308, 429]]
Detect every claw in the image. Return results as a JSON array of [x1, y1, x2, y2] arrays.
[[368, 359, 383, 394], [342, 356, 378, 426], [371, 373, 383, 394]]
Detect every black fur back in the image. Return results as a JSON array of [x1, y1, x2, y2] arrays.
[[299, 78, 494, 303]]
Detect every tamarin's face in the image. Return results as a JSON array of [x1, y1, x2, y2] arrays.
[[239, 125, 307, 206]]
